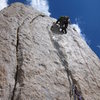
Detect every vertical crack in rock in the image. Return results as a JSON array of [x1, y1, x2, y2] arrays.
[[47, 26, 84, 100], [11, 25, 20, 100], [73, 37, 100, 88], [11, 14, 45, 100], [11, 19, 26, 100]]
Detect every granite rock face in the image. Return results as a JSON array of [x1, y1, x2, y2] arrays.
[[0, 3, 100, 100]]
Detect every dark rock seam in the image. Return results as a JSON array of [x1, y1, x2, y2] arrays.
[[11, 14, 45, 100], [47, 25, 85, 100]]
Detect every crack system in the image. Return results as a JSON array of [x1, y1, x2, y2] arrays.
[[11, 24, 20, 100], [11, 14, 86, 100], [11, 14, 45, 100], [47, 26, 84, 100], [30, 14, 45, 24]]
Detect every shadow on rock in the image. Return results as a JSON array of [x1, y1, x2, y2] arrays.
[[51, 22, 64, 34]]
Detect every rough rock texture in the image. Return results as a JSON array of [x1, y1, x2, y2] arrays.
[[0, 3, 100, 100]]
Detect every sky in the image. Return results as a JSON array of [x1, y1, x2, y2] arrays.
[[0, 0, 100, 58]]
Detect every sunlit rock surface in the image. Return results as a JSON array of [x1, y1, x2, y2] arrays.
[[0, 3, 100, 100]]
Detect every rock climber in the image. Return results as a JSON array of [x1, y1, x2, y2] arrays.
[[56, 16, 70, 34], [73, 85, 83, 100]]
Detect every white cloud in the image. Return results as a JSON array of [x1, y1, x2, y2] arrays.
[[71, 24, 81, 33], [0, 0, 50, 16], [71, 23, 91, 45], [70, 17, 91, 45], [0, 0, 8, 11], [30, 0, 50, 16], [71, 24, 86, 40], [97, 45, 100, 49]]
